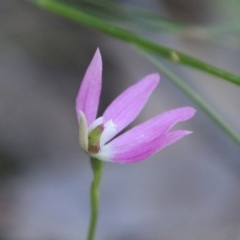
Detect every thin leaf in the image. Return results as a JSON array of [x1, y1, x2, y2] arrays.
[[29, 0, 240, 86], [138, 48, 240, 146]]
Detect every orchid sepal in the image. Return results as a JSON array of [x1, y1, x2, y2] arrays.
[[76, 49, 196, 164]]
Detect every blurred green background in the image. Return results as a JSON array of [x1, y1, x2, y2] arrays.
[[0, 0, 240, 239]]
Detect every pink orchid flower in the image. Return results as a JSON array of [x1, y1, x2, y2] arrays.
[[76, 49, 196, 163]]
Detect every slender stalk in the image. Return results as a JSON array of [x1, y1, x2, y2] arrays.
[[87, 157, 104, 240]]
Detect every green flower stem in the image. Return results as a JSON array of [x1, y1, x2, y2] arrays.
[[87, 157, 104, 240], [29, 0, 240, 86], [138, 48, 240, 146]]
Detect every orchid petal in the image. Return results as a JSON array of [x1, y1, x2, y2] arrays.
[[102, 130, 192, 163], [96, 107, 195, 162], [100, 120, 117, 149], [76, 49, 102, 126], [103, 73, 160, 142], [78, 111, 88, 153], [88, 117, 104, 132], [106, 106, 195, 149]]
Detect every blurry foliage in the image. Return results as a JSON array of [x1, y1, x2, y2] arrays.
[[28, 0, 240, 146]]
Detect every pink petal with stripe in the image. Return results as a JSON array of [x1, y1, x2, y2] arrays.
[[76, 49, 102, 126], [97, 107, 195, 162], [108, 130, 192, 163], [103, 73, 160, 141]]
